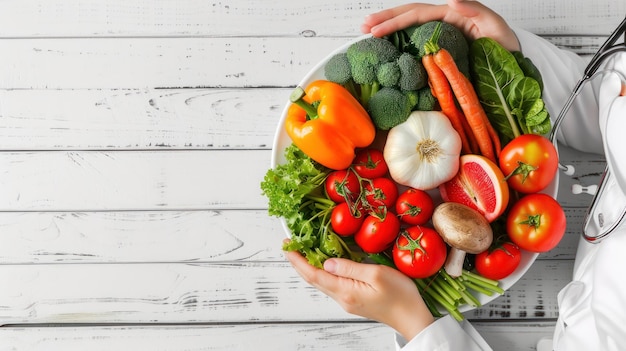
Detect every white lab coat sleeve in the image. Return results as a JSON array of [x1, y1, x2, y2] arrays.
[[512, 27, 604, 155], [590, 226, 626, 350], [586, 52, 626, 351], [394, 315, 492, 351]]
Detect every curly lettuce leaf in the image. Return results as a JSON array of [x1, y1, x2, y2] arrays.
[[261, 143, 362, 268], [260, 144, 328, 220]]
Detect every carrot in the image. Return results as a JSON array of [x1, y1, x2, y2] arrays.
[[433, 48, 498, 162], [422, 53, 476, 155], [462, 109, 480, 154], [484, 113, 502, 157]]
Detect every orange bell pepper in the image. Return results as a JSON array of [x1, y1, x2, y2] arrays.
[[285, 80, 375, 170]]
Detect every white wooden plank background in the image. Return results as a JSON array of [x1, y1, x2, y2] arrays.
[[0, 0, 622, 350]]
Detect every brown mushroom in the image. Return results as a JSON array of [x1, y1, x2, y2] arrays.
[[432, 202, 493, 278]]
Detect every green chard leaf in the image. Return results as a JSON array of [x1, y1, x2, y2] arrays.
[[512, 51, 544, 91], [523, 100, 549, 127], [508, 76, 544, 134], [469, 37, 550, 145], [529, 117, 552, 135]]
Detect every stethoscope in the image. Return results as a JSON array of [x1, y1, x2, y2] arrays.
[[549, 16, 626, 243]]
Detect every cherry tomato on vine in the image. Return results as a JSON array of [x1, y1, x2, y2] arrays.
[[331, 202, 365, 237], [395, 188, 434, 225], [499, 134, 558, 194], [364, 177, 398, 211], [325, 169, 361, 203], [354, 213, 400, 254], [506, 193, 566, 252], [475, 242, 521, 280], [392, 226, 447, 279], [352, 148, 388, 179]]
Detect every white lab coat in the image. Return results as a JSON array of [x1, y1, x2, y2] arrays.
[[396, 27, 626, 351]]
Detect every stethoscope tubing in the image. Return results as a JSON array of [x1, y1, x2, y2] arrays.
[[549, 16, 626, 243]]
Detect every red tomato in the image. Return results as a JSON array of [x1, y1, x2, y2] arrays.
[[331, 202, 365, 237], [506, 193, 566, 252], [395, 188, 434, 225], [475, 242, 522, 280], [354, 213, 401, 254], [352, 148, 388, 179], [499, 134, 558, 194], [392, 226, 447, 278], [364, 177, 398, 211], [325, 169, 361, 203]]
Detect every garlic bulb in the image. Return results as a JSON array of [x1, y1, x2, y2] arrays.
[[383, 110, 462, 190]]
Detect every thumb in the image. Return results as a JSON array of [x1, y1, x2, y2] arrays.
[[447, 0, 520, 51], [447, 0, 487, 19], [324, 258, 373, 281]]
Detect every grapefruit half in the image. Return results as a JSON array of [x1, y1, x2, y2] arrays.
[[439, 154, 509, 222]]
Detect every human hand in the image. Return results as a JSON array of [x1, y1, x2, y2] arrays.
[[284, 246, 435, 341], [361, 0, 520, 52]]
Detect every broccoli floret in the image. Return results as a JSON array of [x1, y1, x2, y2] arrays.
[[376, 61, 401, 87], [414, 87, 438, 111], [324, 52, 352, 85], [404, 89, 420, 108], [324, 52, 358, 96], [346, 37, 401, 105], [408, 21, 470, 77], [409, 21, 468, 59], [368, 87, 419, 130], [347, 37, 400, 83], [397, 53, 428, 91]]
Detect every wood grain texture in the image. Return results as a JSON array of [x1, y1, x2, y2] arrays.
[[0, 260, 570, 326], [0, 150, 270, 211], [0, 210, 286, 264], [0, 38, 348, 89], [0, 323, 398, 351], [0, 321, 555, 351], [0, 0, 622, 39], [0, 88, 611, 159], [0, 36, 610, 90], [0, 88, 284, 150]]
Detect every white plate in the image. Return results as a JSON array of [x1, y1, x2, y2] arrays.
[[270, 35, 559, 313]]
